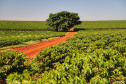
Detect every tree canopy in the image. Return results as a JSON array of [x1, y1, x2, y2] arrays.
[[46, 11, 81, 31]]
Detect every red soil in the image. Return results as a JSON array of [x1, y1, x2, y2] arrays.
[[11, 31, 76, 58], [68, 26, 74, 31]]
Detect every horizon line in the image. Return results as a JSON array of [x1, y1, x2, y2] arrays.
[[0, 20, 126, 21]]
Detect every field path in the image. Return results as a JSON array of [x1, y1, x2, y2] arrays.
[[11, 29, 76, 57]]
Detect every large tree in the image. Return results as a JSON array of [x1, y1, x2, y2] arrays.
[[46, 11, 81, 31]]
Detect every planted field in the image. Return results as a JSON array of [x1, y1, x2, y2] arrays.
[[0, 21, 53, 31], [0, 31, 66, 47], [1, 29, 126, 83], [1, 20, 126, 31], [75, 20, 126, 30]]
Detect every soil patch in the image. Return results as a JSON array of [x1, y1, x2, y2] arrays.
[[11, 31, 76, 57]]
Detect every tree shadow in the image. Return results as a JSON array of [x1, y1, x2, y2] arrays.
[[73, 27, 126, 32]]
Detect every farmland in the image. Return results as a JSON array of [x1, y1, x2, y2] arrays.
[[0, 20, 126, 83], [0, 21, 53, 31], [0, 31, 66, 47], [1, 20, 126, 31], [75, 20, 126, 30]]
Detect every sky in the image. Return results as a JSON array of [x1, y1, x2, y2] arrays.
[[0, 0, 126, 21]]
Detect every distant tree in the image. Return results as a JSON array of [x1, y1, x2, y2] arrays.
[[46, 11, 81, 31]]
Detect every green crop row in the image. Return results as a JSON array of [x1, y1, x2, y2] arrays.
[[75, 20, 126, 30], [0, 29, 126, 83], [0, 20, 126, 31], [0, 21, 54, 31], [34, 29, 126, 84], [0, 31, 66, 47], [0, 51, 29, 83]]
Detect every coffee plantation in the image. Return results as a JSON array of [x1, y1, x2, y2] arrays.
[[1, 29, 126, 83]]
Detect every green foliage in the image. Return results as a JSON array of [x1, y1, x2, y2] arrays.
[[0, 31, 66, 47], [0, 51, 29, 82], [89, 75, 109, 84], [46, 11, 81, 31], [28, 46, 71, 74], [6, 70, 36, 84], [0, 21, 54, 31], [37, 29, 126, 83], [75, 20, 126, 30], [2, 29, 126, 83], [0, 20, 126, 31]]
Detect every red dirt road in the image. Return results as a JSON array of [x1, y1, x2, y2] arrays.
[[11, 32, 76, 57]]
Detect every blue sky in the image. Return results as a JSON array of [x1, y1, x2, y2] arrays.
[[0, 0, 126, 21]]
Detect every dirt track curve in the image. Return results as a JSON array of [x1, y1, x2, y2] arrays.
[[12, 29, 76, 57]]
